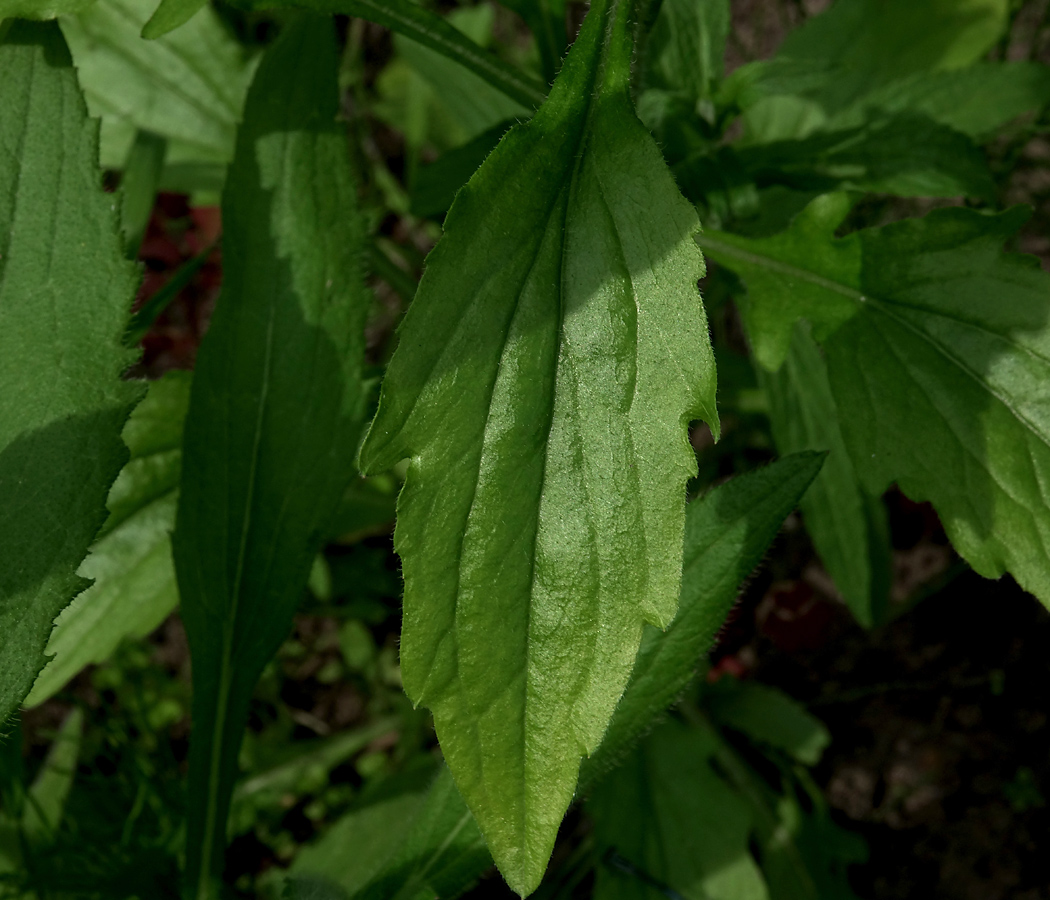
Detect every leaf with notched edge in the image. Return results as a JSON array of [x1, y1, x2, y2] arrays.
[[359, 0, 718, 891], [0, 20, 143, 725]]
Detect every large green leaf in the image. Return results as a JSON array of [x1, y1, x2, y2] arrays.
[[25, 373, 189, 707], [59, 0, 257, 191], [358, 0, 718, 889], [759, 325, 890, 627], [0, 20, 143, 726], [173, 17, 369, 897], [286, 455, 822, 900], [701, 194, 1050, 609], [590, 719, 769, 900]]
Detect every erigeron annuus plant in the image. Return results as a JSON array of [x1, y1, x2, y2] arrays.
[[1, 0, 1049, 897]]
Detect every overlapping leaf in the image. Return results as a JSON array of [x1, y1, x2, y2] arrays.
[[60, 0, 257, 192], [701, 193, 1050, 608], [759, 325, 891, 627], [26, 373, 189, 707], [172, 16, 369, 895], [358, 0, 718, 889], [0, 20, 143, 725]]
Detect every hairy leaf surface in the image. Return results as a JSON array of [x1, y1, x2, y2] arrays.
[[287, 456, 822, 900], [358, 0, 717, 889], [0, 21, 143, 725], [583, 451, 824, 780], [701, 195, 1050, 608], [759, 325, 890, 627], [26, 373, 189, 707], [173, 17, 369, 896]]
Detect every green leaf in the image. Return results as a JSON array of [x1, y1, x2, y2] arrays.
[[829, 62, 1050, 140], [228, 0, 547, 110], [410, 120, 511, 219], [739, 0, 1010, 117], [0, 20, 143, 726], [141, 0, 206, 38], [643, 0, 728, 103], [732, 112, 995, 200], [24, 373, 190, 708], [497, 0, 564, 83], [590, 719, 769, 900], [173, 16, 370, 897], [59, 0, 257, 187], [290, 454, 824, 900], [759, 324, 891, 627], [20, 708, 83, 847], [701, 194, 1050, 609], [705, 679, 829, 766], [0, 0, 95, 18], [120, 129, 166, 258], [287, 766, 488, 900], [583, 452, 825, 781], [358, 0, 718, 889]]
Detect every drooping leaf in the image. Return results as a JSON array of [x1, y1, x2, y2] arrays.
[[705, 679, 829, 766], [759, 324, 890, 627], [25, 373, 190, 708], [0, 20, 144, 726], [59, 0, 257, 192], [590, 719, 769, 900], [141, 0, 206, 38], [173, 16, 370, 896], [582, 451, 825, 781], [226, 0, 547, 110], [701, 194, 1050, 609], [358, 0, 718, 889]]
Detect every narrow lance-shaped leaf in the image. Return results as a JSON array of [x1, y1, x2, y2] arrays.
[[359, 0, 718, 891], [0, 20, 143, 725], [141, 0, 206, 38], [701, 194, 1050, 609], [173, 17, 369, 897]]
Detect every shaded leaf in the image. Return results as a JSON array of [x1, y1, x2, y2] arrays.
[[0, 0, 95, 17], [173, 16, 370, 895], [0, 20, 143, 725], [590, 719, 769, 900], [643, 0, 728, 103], [20, 709, 83, 847], [705, 679, 829, 766], [25, 373, 190, 708], [701, 194, 1050, 608], [759, 324, 891, 627], [358, 0, 718, 889]]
